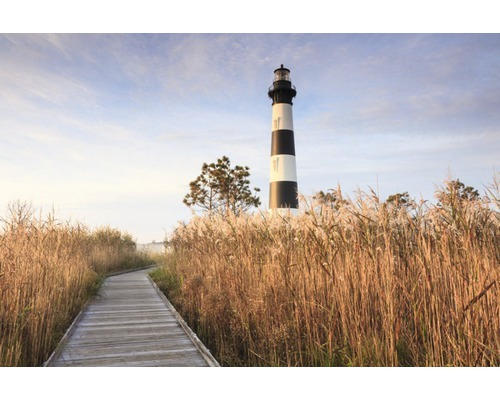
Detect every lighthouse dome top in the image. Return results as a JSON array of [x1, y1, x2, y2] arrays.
[[273, 64, 291, 82]]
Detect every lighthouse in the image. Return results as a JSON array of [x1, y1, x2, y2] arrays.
[[268, 64, 298, 211]]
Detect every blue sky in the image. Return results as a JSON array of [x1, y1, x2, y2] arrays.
[[1, 34, 499, 242]]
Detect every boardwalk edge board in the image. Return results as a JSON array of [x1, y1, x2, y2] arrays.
[[146, 274, 220, 367], [43, 298, 91, 367]]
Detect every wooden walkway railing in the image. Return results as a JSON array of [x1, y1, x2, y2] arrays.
[[44, 267, 219, 367]]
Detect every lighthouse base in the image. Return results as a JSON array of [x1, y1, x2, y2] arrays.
[[269, 181, 298, 209], [269, 208, 298, 217]]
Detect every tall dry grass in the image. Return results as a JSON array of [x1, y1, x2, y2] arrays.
[[0, 202, 153, 366], [153, 180, 499, 366], [88, 227, 153, 275]]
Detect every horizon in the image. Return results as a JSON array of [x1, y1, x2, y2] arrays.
[[1, 33, 499, 242]]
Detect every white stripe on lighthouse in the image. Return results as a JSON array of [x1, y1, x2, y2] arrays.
[[270, 154, 297, 182], [272, 103, 294, 131]]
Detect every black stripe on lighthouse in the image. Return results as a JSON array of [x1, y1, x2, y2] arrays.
[[269, 181, 298, 209], [271, 130, 295, 155]]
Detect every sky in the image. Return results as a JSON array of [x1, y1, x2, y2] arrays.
[[1, 33, 499, 242]]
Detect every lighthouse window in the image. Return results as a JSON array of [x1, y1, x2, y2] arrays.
[[273, 117, 280, 130], [274, 69, 290, 82], [273, 158, 279, 172]]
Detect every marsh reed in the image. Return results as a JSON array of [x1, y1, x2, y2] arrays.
[[0, 202, 153, 366], [153, 180, 499, 366]]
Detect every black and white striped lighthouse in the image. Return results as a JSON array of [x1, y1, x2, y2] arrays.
[[268, 64, 298, 211]]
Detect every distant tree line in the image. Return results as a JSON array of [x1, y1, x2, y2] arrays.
[[313, 179, 481, 211], [183, 156, 484, 217]]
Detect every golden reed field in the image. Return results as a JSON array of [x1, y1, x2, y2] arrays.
[[0, 202, 153, 366], [152, 179, 499, 366]]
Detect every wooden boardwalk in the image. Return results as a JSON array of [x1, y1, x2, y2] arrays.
[[45, 268, 219, 367]]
